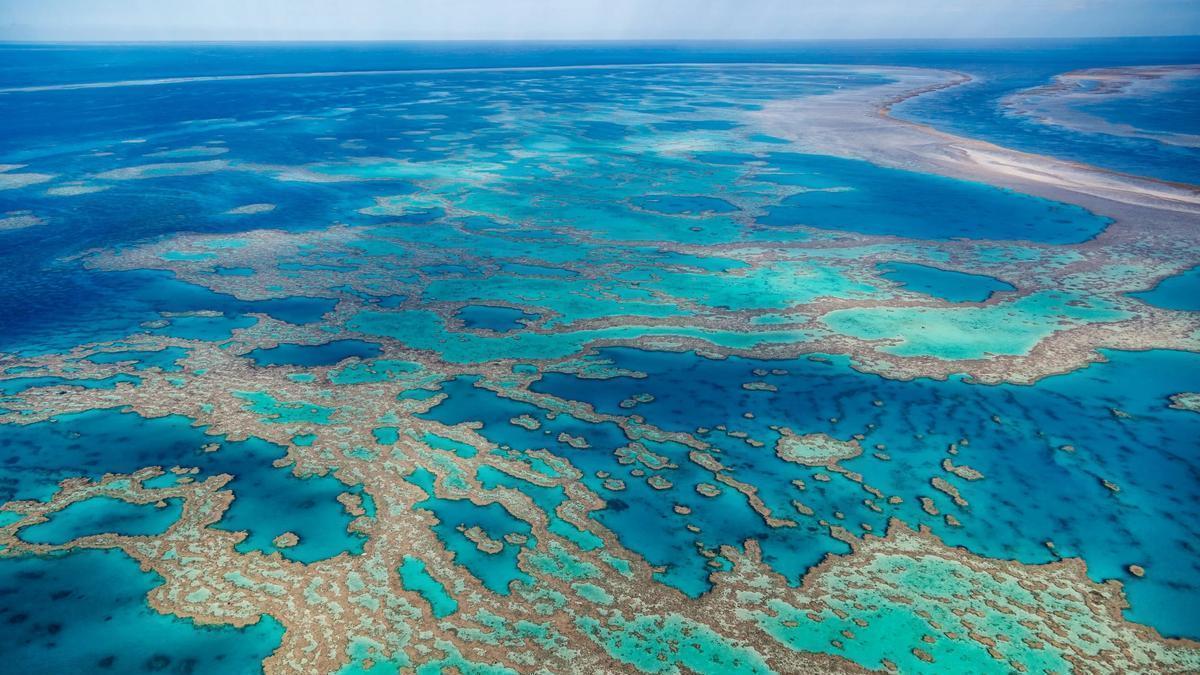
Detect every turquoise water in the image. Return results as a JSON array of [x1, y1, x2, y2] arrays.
[[421, 376, 846, 596], [0, 549, 283, 673], [407, 467, 534, 595], [631, 194, 740, 215], [1080, 74, 1200, 136], [0, 373, 141, 395], [398, 555, 459, 618]]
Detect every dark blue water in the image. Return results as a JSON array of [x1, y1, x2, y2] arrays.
[[0, 409, 365, 562], [1080, 75, 1200, 136], [757, 153, 1109, 243], [456, 305, 538, 332], [524, 347, 1200, 637], [246, 339, 382, 367], [4, 38, 1197, 175], [1131, 265, 1200, 311], [878, 262, 1016, 302]]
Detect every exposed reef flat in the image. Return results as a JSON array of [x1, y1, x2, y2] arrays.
[[755, 67, 1200, 212], [225, 203, 277, 215]]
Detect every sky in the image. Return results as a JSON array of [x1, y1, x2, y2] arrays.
[[2, 0, 1199, 42]]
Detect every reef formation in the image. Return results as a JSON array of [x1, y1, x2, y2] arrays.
[[1, 61, 1198, 673]]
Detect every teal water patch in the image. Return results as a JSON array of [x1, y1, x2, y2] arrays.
[[220, 471, 367, 563], [424, 274, 684, 328], [243, 296, 337, 325], [477, 466, 603, 552], [349, 309, 808, 363], [246, 339, 382, 367], [749, 133, 790, 144], [0, 549, 283, 674], [234, 391, 336, 424], [645, 259, 877, 311], [822, 290, 1129, 359], [497, 262, 579, 278], [757, 153, 1110, 243], [397, 555, 458, 618], [577, 612, 771, 674], [630, 194, 739, 215], [752, 550, 1086, 673], [1130, 265, 1200, 311], [373, 426, 399, 445], [18, 496, 182, 545], [420, 377, 840, 598], [154, 314, 257, 341], [375, 294, 407, 308], [329, 358, 423, 385], [653, 119, 742, 132], [878, 261, 1015, 303], [422, 263, 473, 276], [200, 238, 248, 249], [421, 431, 478, 458]]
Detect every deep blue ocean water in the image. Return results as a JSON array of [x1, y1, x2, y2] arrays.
[[3, 38, 1197, 173]]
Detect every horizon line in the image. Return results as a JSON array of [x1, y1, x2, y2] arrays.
[[3, 34, 1200, 46]]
